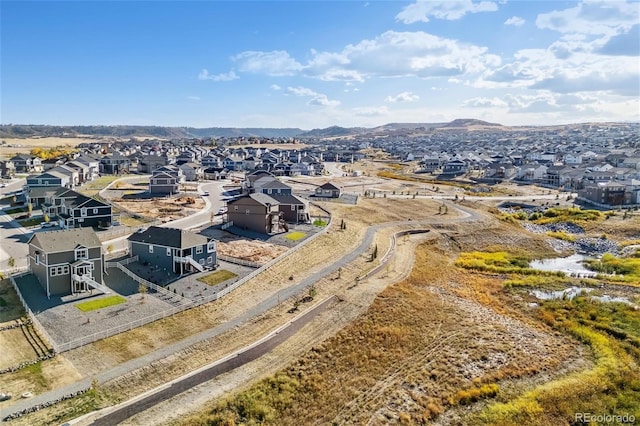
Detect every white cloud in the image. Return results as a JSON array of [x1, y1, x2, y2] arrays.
[[270, 84, 282, 91], [233, 50, 303, 76], [353, 106, 389, 117], [198, 69, 239, 82], [229, 31, 499, 83], [285, 86, 340, 107], [536, 1, 639, 36], [396, 0, 498, 24], [504, 16, 525, 26], [385, 91, 420, 102], [478, 36, 640, 97], [462, 97, 507, 107], [325, 31, 500, 79], [187, 96, 201, 101]]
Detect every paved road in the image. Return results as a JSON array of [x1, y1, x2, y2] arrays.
[[0, 201, 484, 421], [87, 296, 338, 425]]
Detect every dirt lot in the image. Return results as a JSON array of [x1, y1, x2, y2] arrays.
[[217, 240, 289, 264]]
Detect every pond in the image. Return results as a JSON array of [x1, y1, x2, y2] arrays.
[[530, 287, 637, 308], [529, 254, 597, 277]]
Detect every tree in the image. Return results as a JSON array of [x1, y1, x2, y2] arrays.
[[27, 203, 33, 217], [43, 213, 50, 223], [8, 257, 15, 269], [138, 283, 148, 302]]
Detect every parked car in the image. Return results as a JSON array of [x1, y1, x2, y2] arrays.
[[202, 191, 210, 196], [216, 207, 227, 215], [40, 222, 56, 228]]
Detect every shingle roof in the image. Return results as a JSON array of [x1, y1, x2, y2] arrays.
[[127, 226, 210, 249], [248, 193, 280, 206], [28, 228, 102, 252]]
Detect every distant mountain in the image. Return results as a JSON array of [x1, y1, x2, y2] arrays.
[[0, 125, 305, 139], [441, 118, 502, 128], [184, 127, 304, 138], [0, 119, 504, 140], [300, 125, 367, 137]]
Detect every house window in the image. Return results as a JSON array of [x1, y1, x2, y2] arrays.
[[35, 256, 39, 265], [207, 241, 216, 253], [81, 208, 87, 217], [50, 265, 70, 276], [167, 248, 171, 256], [199, 258, 204, 265], [207, 256, 213, 264], [291, 205, 295, 211], [267, 189, 272, 194], [234, 206, 238, 211], [93, 208, 98, 214], [149, 245, 154, 253], [196, 246, 203, 254], [75, 248, 88, 260]]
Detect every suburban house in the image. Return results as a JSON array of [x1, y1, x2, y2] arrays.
[[138, 154, 170, 173], [0, 160, 16, 178], [11, 154, 43, 173], [28, 228, 106, 298], [441, 159, 468, 176], [484, 163, 517, 179], [127, 226, 217, 275], [315, 182, 342, 198], [42, 188, 113, 229], [227, 193, 286, 234], [270, 193, 310, 223], [26, 170, 72, 189], [580, 182, 628, 207], [149, 165, 185, 195], [100, 153, 131, 174], [179, 162, 204, 181]]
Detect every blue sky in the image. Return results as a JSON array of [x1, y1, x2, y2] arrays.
[[2, 1, 639, 129]]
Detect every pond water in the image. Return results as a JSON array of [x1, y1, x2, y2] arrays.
[[529, 254, 597, 277], [530, 287, 637, 307]]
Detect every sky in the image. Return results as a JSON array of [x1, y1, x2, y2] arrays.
[[1, 0, 639, 129]]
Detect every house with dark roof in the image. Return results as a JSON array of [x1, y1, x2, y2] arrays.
[[28, 228, 106, 298], [26, 170, 72, 189], [11, 154, 43, 173], [149, 165, 185, 194], [42, 188, 113, 229], [0, 159, 16, 178], [227, 193, 285, 234], [315, 182, 342, 198], [127, 226, 217, 275]]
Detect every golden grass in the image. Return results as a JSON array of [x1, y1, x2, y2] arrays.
[[196, 270, 238, 286]]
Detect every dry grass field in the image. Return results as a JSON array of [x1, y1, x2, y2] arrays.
[[0, 137, 99, 158], [3, 195, 638, 425]]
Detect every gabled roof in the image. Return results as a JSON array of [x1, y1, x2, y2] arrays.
[[127, 226, 211, 249], [270, 193, 307, 205], [318, 182, 341, 190], [229, 192, 281, 207], [255, 177, 291, 190], [28, 228, 102, 253]]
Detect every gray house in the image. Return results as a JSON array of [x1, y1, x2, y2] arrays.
[[227, 193, 285, 234], [128, 226, 217, 276], [28, 228, 106, 298], [315, 182, 342, 198]]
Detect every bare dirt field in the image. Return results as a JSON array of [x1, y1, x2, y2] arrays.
[[111, 195, 205, 222], [216, 240, 289, 264]]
